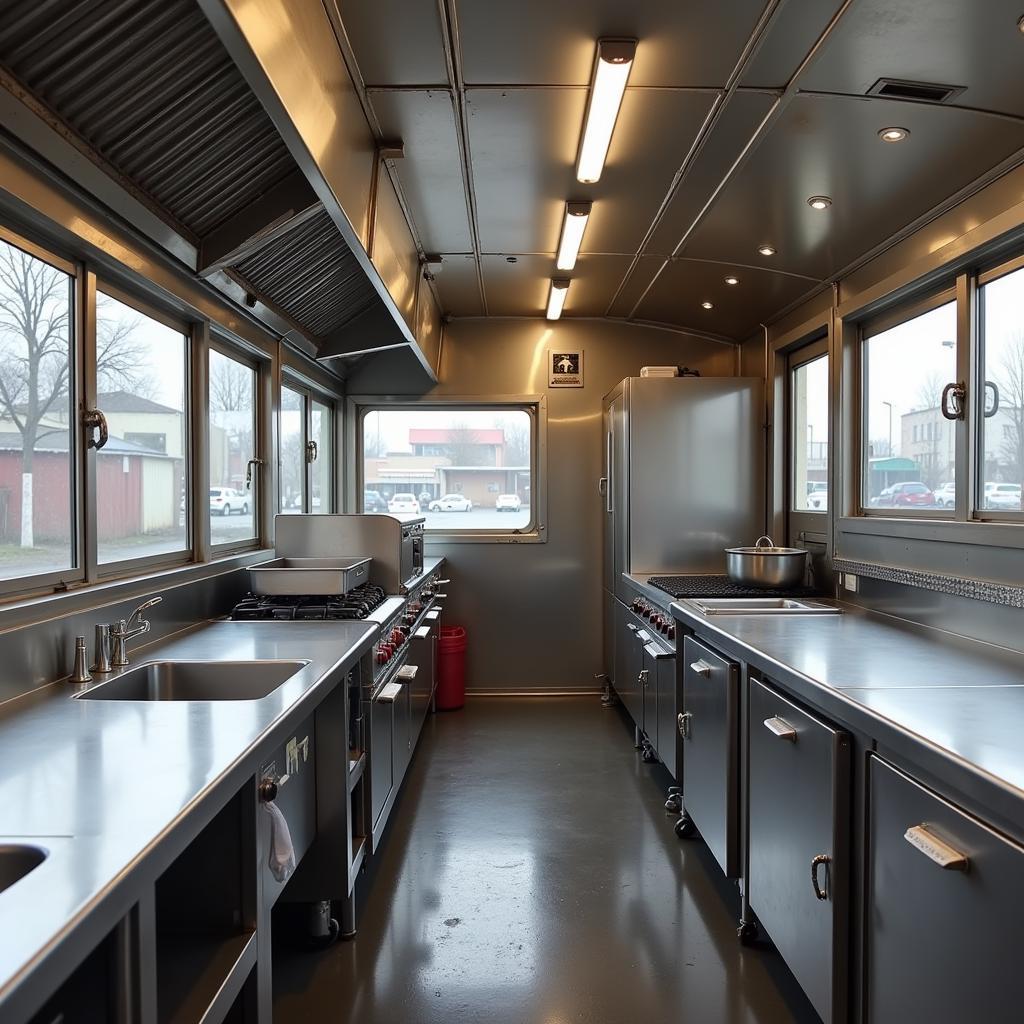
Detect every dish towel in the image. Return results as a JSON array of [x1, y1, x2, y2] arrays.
[[262, 800, 296, 883]]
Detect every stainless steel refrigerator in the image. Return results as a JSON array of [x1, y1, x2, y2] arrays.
[[601, 375, 766, 672]]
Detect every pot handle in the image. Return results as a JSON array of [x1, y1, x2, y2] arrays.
[[754, 536, 775, 549]]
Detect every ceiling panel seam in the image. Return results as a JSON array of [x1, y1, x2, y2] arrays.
[[795, 88, 1024, 127], [625, 0, 860, 323], [438, 0, 487, 314], [603, 0, 788, 318]]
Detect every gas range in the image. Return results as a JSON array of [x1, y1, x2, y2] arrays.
[[230, 583, 388, 621]]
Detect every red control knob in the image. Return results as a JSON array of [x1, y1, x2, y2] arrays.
[[666, 625, 676, 639], [377, 650, 387, 664]]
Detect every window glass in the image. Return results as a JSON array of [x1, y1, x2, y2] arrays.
[[208, 349, 257, 544], [791, 353, 829, 512], [279, 385, 305, 514], [362, 408, 532, 530], [979, 266, 1024, 512], [95, 292, 187, 564], [311, 399, 332, 513], [863, 300, 956, 510], [0, 237, 75, 579]]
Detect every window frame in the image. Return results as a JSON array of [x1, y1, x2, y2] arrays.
[[207, 337, 265, 555], [279, 374, 336, 516], [858, 284, 959, 520], [788, 337, 830, 530], [0, 224, 85, 598], [352, 396, 547, 544], [90, 278, 194, 578]]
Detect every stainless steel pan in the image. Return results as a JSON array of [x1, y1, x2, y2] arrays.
[[249, 556, 371, 596], [725, 537, 808, 589]]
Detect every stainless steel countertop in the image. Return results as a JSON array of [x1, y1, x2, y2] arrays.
[[655, 576, 1024, 834], [0, 618, 378, 1016]]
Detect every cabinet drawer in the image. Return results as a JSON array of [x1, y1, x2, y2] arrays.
[[681, 637, 738, 876], [748, 677, 849, 1024], [867, 756, 1024, 1023]]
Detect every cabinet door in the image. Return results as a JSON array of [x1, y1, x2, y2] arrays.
[[748, 678, 849, 1024], [640, 639, 672, 760], [613, 601, 643, 729], [867, 756, 1024, 1023], [681, 637, 737, 876]]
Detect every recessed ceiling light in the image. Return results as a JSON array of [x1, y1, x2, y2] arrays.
[[878, 127, 909, 142], [701, 301, 714, 310], [757, 244, 776, 257], [576, 39, 636, 184], [555, 201, 592, 271], [546, 278, 570, 320], [724, 275, 740, 286], [807, 195, 832, 210]]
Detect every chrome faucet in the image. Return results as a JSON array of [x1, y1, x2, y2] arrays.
[[111, 596, 163, 668]]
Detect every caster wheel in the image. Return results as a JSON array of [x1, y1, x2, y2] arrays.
[[737, 921, 758, 945], [642, 748, 657, 764], [674, 816, 696, 839], [664, 795, 682, 814], [309, 917, 340, 950]]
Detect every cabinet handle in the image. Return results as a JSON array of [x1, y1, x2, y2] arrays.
[[638, 669, 649, 688], [645, 642, 672, 660], [763, 716, 797, 742], [811, 854, 830, 900], [626, 623, 637, 633], [677, 711, 692, 739], [689, 659, 712, 678], [904, 825, 970, 872]]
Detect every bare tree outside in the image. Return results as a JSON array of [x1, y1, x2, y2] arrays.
[[994, 330, 1024, 489], [499, 416, 530, 465], [444, 421, 489, 466]]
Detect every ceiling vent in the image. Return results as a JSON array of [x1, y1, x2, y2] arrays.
[[867, 78, 965, 104]]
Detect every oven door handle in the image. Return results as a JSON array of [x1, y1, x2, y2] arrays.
[[377, 681, 404, 703], [644, 642, 673, 660]]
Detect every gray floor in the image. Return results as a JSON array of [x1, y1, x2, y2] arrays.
[[273, 697, 816, 1023]]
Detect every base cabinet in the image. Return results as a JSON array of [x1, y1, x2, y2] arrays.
[[748, 677, 849, 1024], [867, 756, 1024, 1022]]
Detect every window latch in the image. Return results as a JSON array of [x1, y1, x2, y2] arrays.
[[83, 408, 109, 450], [940, 381, 966, 421], [245, 457, 264, 490], [305, 440, 318, 464]]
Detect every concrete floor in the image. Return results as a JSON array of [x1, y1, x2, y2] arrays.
[[273, 696, 817, 1023]]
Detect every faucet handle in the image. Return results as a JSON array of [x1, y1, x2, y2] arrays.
[[70, 636, 92, 684], [92, 623, 113, 674]]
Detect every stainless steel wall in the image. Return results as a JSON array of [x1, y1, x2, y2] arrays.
[[348, 318, 737, 692]]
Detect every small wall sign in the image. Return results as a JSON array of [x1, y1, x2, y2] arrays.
[[549, 349, 583, 388]]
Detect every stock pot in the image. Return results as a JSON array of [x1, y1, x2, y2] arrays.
[[725, 536, 808, 589]]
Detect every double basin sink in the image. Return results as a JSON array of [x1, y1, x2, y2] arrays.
[[75, 659, 308, 701]]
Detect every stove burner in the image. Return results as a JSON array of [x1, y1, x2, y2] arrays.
[[647, 575, 818, 600], [231, 583, 388, 621]]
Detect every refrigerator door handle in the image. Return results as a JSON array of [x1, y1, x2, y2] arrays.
[[605, 431, 614, 513]]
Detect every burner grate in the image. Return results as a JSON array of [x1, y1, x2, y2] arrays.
[[231, 582, 388, 620], [647, 575, 818, 600]]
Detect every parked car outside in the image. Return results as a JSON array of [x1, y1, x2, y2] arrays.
[[495, 493, 522, 512], [806, 490, 828, 511], [210, 487, 249, 516], [806, 482, 827, 497], [878, 481, 935, 508], [388, 492, 421, 514], [987, 483, 1022, 510], [428, 494, 473, 512], [933, 482, 955, 508], [363, 489, 387, 512]]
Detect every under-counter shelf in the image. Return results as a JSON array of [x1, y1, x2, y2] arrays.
[[154, 784, 256, 1024], [348, 751, 366, 791], [157, 931, 255, 1024]]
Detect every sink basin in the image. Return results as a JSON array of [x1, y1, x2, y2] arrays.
[[75, 660, 308, 701], [0, 844, 47, 896], [691, 598, 840, 615]]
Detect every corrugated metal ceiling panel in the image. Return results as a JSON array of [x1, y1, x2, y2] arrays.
[[234, 210, 382, 338], [0, 0, 296, 239]]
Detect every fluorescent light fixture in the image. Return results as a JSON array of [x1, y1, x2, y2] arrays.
[[757, 244, 777, 257], [556, 202, 592, 271], [576, 39, 636, 184], [724, 275, 740, 286], [807, 195, 832, 210], [546, 278, 570, 320], [878, 127, 909, 142], [701, 301, 714, 310]]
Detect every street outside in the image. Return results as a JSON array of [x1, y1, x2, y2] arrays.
[[421, 507, 530, 531]]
